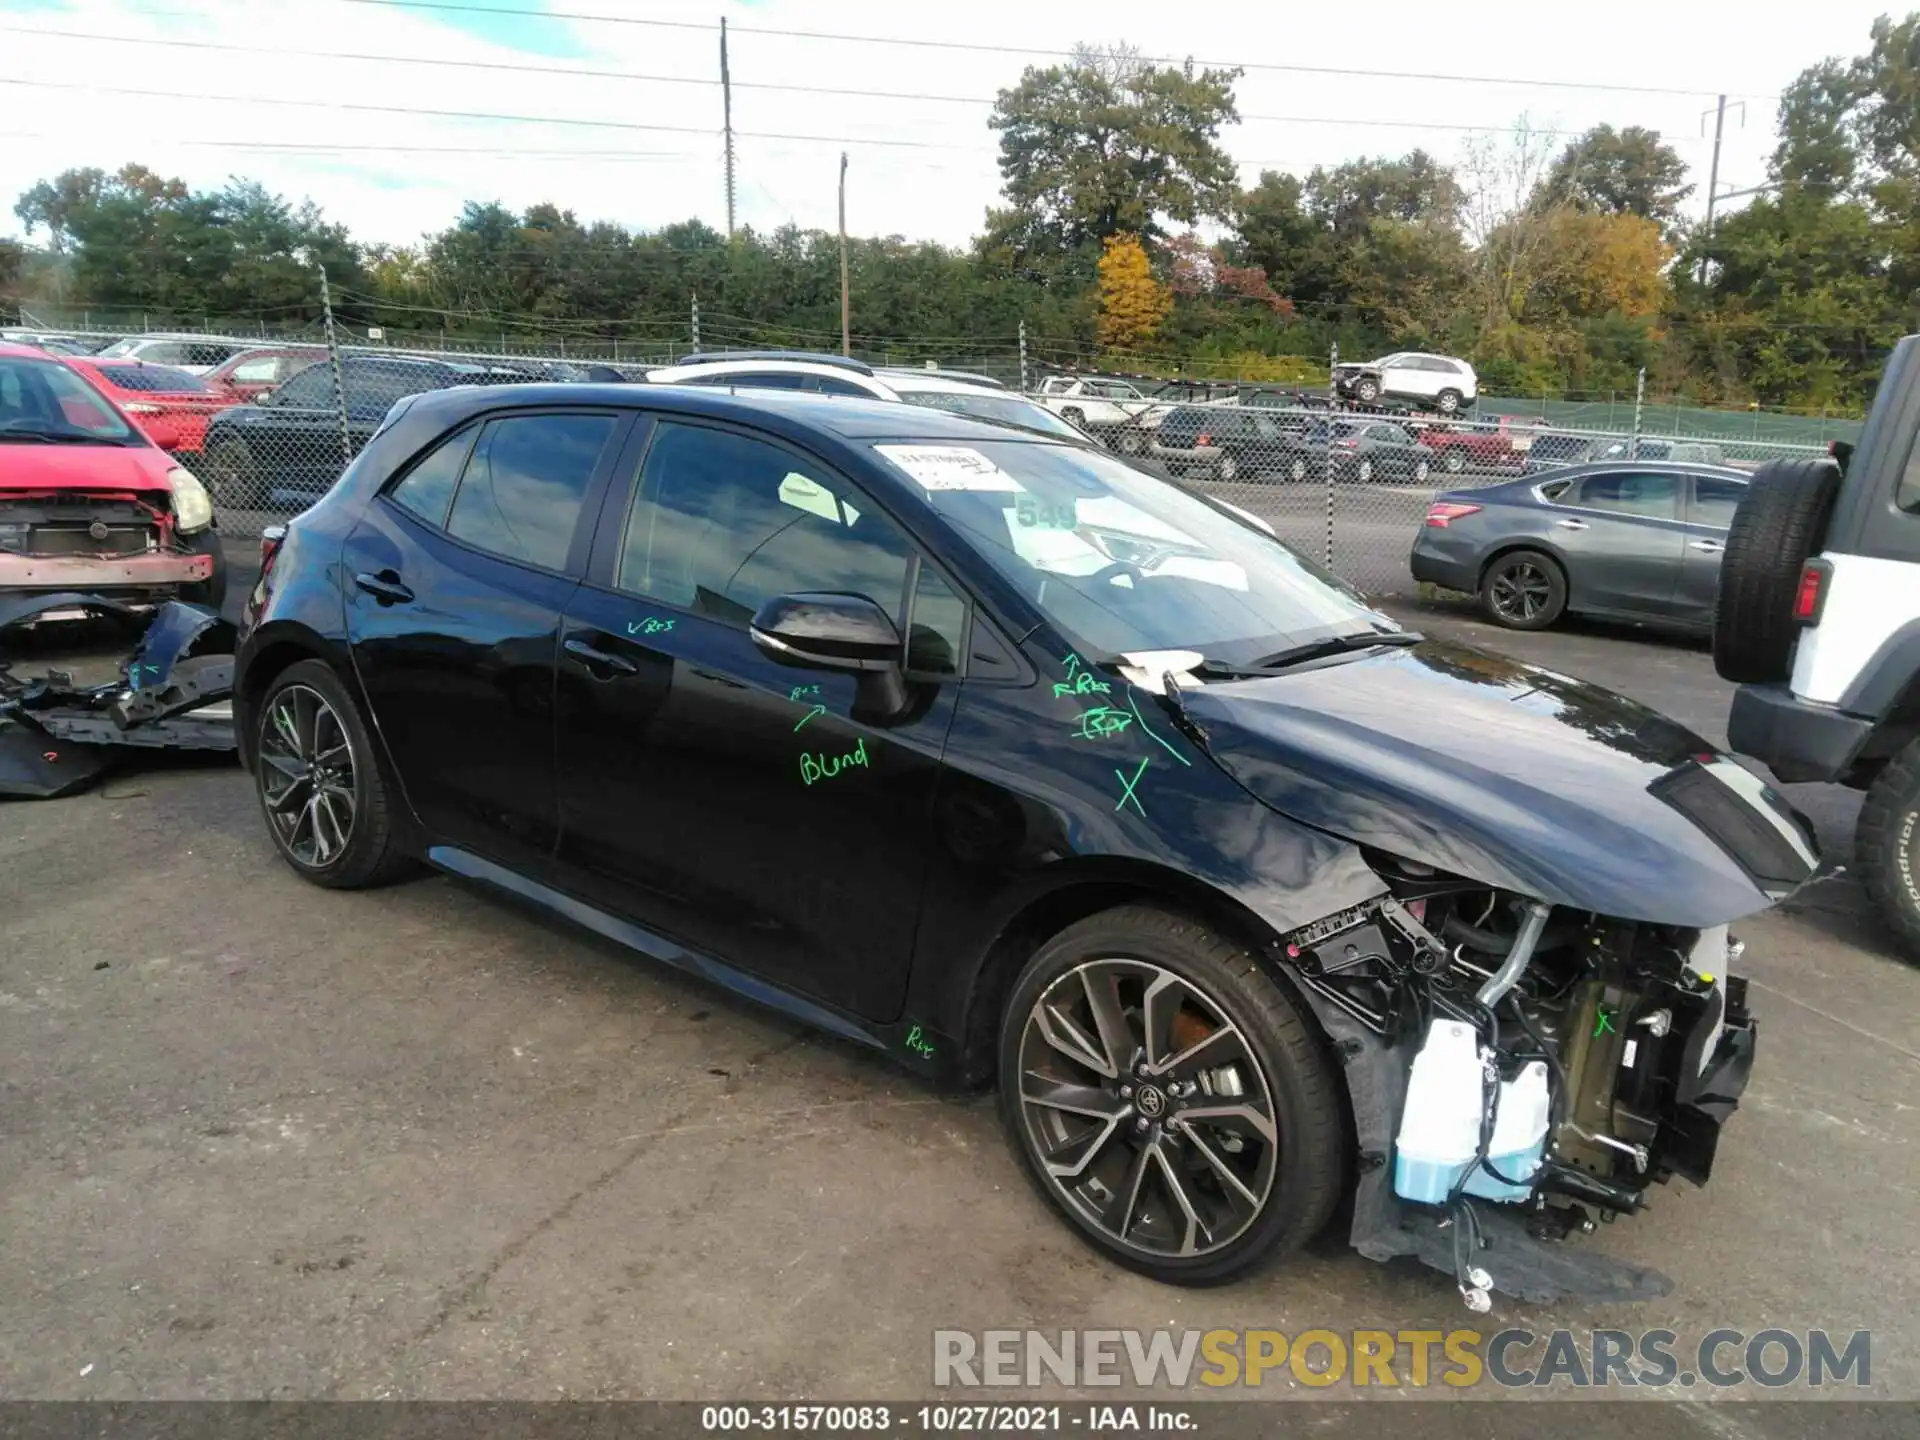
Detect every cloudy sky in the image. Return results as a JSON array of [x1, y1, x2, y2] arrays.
[[0, 0, 1902, 251]]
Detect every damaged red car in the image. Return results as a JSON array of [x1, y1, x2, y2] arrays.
[[0, 342, 227, 607]]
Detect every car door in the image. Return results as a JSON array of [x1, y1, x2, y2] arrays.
[[225, 362, 343, 501], [552, 417, 965, 1021], [342, 406, 630, 876], [1676, 473, 1745, 621], [1547, 470, 1688, 616]]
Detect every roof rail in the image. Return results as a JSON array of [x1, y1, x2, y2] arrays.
[[666, 349, 876, 376]]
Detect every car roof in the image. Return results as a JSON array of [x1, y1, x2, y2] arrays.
[[1529, 460, 1751, 481], [880, 371, 1013, 397], [399, 380, 1067, 445], [0, 341, 57, 360]]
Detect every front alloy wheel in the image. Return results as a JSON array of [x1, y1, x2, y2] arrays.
[[999, 906, 1344, 1283], [258, 683, 358, 869]]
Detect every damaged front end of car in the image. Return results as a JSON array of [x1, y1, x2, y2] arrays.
[[1272, 863, 1755, 1307], [0, 593, 237, 798]]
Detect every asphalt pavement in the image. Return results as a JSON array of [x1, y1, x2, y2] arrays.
[[1, 588, 1916, 1431]]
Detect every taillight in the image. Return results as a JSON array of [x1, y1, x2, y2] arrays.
[[259, 523, 288, 575], [1195, 432, 1213, 446], [1793, 558, 1831, 624], [1334, 439, 1358, 451], [1425, 502, 1483, 528]]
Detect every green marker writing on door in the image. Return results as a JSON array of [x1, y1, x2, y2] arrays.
[[627, 617, 675, 637], [800, 738, 869, 786]]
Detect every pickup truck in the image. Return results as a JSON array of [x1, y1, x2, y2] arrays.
[[1406, 417, 1526, 475]]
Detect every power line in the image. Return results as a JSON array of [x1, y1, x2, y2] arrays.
[[0, 27, 1704, 141], [319, 0, 1771, 99], [0, 130, 702, 162], [0, 76, 981, 150]]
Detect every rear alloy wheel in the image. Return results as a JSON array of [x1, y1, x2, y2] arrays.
[[254, 659, 411, 889], [1356, 457, 1375, 483], [1289, 457, 1309, 483], [1443, 449, 1466, 473], [1412, 457, 1432, 484], [1118, 428, 1148, 456], [1437, 389, 1463, 415], [999, 906, 1344, 1284], [1216, 451, 1241, 482], [1481, 549, 1567, 630]]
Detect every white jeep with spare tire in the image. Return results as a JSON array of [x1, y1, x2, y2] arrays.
[[1717, 333, 1920, 957]]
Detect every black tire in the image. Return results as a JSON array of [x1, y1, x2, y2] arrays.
[[253, 658, 413, 889], [1117, 428, 1148, 456], [178, 529, 229, 611], [1354, 377, 1380, 404], [1712, 458, 1841, 683], [997, 904, 1346, 1285], [1856, 740, 1920, 961], [1411, 457, 1432, 485], [1216, 450, 1242, 482], [1442, 448, 1466, 473], [1288, 456, 1309, 483], [1436, 389, 1463, 415], [205, 436, 260, 507], [1481, 548, 1568, 630]]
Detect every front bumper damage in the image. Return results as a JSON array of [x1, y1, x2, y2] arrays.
[[1272, 888, 1760, 1307], [0, 592, 237, 798]]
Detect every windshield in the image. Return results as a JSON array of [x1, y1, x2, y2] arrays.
[[897, 390, 1088, 441], [97, 364, 211, 394], [873, 439, 1392, 663], [0, 356, 139, 442]]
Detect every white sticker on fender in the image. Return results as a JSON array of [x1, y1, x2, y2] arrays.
[[876, 445, 1024, 492]]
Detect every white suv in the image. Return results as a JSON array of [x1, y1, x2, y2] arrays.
[[1331, 353, 1478, 414], [643, 353, 1089, 442], [93, 334, 251, 375]]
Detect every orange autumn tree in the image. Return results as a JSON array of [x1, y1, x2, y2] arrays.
[[1096, 232, 1171, 354]]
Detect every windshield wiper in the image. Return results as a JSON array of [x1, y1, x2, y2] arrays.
[[0, 429, 116, 444], [1243, 630, 1422, 672]]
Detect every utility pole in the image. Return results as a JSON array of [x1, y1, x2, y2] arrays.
[[1018, 320, 1029, 392], [691, 291, 701, 353], [1699, 95, 1744, 282], [313, 260, 352, 469], [838, 152, 851, 358], [721, 18, 733, 238]]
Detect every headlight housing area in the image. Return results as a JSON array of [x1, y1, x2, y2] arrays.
[[166, 466, 214, 534]]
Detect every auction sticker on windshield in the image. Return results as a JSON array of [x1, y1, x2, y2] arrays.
[[876, 445, 1025, 492]]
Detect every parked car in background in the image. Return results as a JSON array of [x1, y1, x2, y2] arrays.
[[200, 353, 526, 507], [1409, 462, 1748, 631], [1330, 353, 1477, 414], [61, 357, 238, 462], [94, 334, 251, 375], [0, 343, 226, 606], [645, 352, 1086, 442], [1525, 434, 1731, 474], [0, 328, 99, 356], [1032, 374, 1168, 450], [1408, 417, 1526, 475], [204, 345, 328, 403], [1150, 404, 1300, 481], [1276, 418, 1433, 484]]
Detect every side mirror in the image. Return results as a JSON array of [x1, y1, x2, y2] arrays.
[[750, 592, 909, 721], [253, 388, 276, 406]]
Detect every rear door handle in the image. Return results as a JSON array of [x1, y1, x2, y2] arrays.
[[1553, 518, 1589, 531], [1689, 540, 1725, 553], [564, 637, 639, 677], [352, 570, 414, 605]]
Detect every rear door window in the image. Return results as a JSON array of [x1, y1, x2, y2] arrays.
[[1569, 471, 1681, 520], [445, 412, 619, 572], [1688, 476, 1746, 529]]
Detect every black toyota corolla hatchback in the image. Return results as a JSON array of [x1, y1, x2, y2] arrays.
[[235, 384, 1817, 1298]]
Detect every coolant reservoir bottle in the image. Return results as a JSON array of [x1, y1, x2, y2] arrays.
[[1463, 1060, 1549, 1202], [1392, 1019, 1484, 1203]]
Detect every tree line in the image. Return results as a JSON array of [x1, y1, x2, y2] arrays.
[[6, 15, 1919, 410]]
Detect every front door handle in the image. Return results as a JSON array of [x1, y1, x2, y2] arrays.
[[1553, 518, 1589, 531], [353, 570, 414, 605], [1689, 539, 1725, 553], [564, 637, 639, 677]]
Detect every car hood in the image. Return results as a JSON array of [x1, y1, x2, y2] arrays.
[[1182, 640, 1819, 927], [0, 442, 174, 492]]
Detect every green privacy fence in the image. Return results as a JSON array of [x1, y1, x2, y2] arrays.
[[1479, 394, 1861, 448]]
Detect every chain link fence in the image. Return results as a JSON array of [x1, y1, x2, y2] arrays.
[[10, 320, 1833, 598]]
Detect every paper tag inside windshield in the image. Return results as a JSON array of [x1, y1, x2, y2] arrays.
[[877, 445, 1024, 493]]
